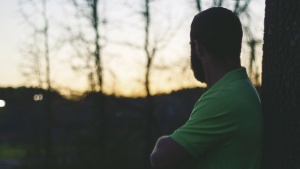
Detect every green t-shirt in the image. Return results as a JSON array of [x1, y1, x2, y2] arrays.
[[170, 67, 263, 169]]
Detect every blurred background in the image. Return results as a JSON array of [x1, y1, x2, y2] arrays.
[[0, 0, 264, 168]]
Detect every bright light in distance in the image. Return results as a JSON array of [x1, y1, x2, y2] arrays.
[[0, 100, 6, 107], [33, 94, 43, 101]]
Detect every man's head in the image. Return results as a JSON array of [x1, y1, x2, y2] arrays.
[[190, 7, 243, 83]]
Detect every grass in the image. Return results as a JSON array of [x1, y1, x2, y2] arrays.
[[0, 144, 26, 160]]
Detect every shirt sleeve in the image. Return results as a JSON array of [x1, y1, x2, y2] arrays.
[[169, 94, 239, 159]]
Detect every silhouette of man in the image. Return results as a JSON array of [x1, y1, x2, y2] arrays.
[[150, 7, 263, 169]]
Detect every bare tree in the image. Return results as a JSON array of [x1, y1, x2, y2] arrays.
[[142, 1, 157, 167], [88, 0, 104, 93], [233, 0, 261, 85], [235, 0, 262, 85], [65, 1, 109, 168], [116, 1, 184, 167], [42, 0, 51, 91], [195, 0, 201, 11], [19, 0, 52, 89], [247, 38, 261, 84], [19, 34, 44, 88], [233, 0, 250, 15], [66, 0, 107, 92], [18, 0, 54, 168], [140, 1, 185, 167]]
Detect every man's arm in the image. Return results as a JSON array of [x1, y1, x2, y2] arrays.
[[150, 136, 196, 169]]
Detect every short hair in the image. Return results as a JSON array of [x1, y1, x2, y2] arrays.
[[190, 7, 243, 60]]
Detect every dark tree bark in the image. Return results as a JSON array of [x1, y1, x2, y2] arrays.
[[261, 0, 300, 169]]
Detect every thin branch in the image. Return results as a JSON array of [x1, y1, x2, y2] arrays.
[[196, 0, 201, 12], [18, 0, 40, 31]]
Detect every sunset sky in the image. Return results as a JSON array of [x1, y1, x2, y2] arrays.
[[0, 0, 265, 97]]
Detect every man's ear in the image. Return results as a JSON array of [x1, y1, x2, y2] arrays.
[[194, 40, 205, 58]]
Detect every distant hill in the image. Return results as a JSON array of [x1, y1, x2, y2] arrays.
[[0, 87, 206, 142], [0, 86, 260, 168]]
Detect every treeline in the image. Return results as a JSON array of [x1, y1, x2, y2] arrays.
[[0, 87, 206, 169]]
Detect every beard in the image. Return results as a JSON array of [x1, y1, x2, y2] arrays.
[[190, 44, 206, 83]]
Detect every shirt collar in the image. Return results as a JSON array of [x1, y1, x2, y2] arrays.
[[208, 67, 248, 91]]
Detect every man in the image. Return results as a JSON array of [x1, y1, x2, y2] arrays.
[[150, 7, 263, 169]]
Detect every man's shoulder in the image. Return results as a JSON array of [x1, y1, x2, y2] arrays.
[[195, 78, 260, 115], [191, 86, 233, 119], [205, 77, 258, 100], [224, 78, 260, 103]]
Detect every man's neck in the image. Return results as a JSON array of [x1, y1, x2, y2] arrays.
[[205, 60, 241, 89]]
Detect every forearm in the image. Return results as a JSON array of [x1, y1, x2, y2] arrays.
[[150, 136, 196, 169], [150, 136, 169, 168]]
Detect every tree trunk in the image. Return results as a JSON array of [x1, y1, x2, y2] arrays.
[[144, 0, 152, 167], [143, 1, 160, 168], [261, 0, 300, 168], [195, 0, 201, 12], [91, 0, 103, 93], [42, 1, 54, 168]]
